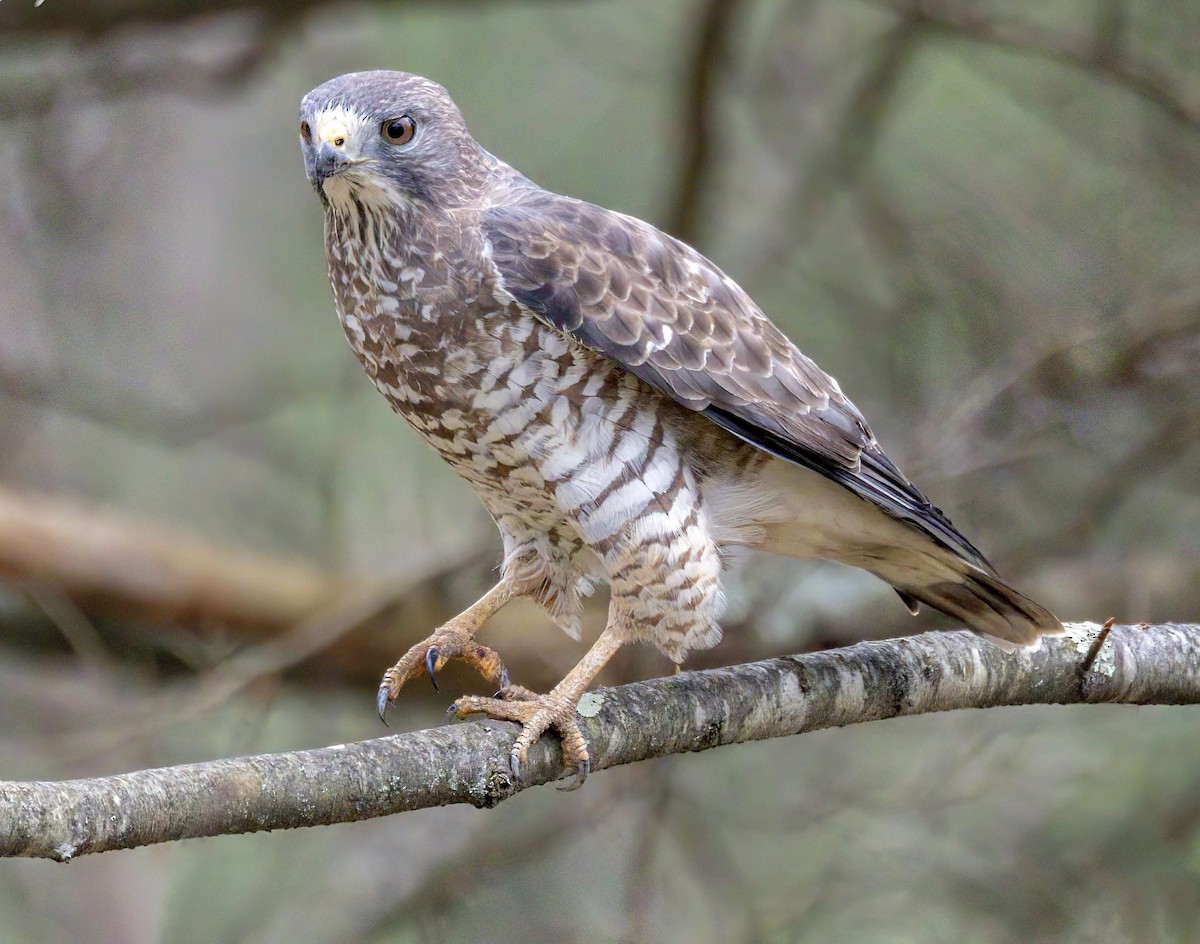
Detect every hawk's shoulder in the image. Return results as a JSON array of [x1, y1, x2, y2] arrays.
[[481, 187, 835, 414]]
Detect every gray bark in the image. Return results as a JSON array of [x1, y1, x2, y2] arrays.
[[2, 622, 1197, 861]]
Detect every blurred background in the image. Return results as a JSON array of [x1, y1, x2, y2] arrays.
[[1, 0, 1198, 940]]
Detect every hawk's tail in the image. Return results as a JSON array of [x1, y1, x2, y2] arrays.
[[874, 552, 1062, 648], [740, 460, 1063, 647]]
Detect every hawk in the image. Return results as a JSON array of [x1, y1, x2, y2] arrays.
[[299, 71, 1060, 784]]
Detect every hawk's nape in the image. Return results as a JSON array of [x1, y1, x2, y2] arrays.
[[299, 69, 1062, 782]]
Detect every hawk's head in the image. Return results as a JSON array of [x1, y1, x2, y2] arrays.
[[299, 71, 488, 211]]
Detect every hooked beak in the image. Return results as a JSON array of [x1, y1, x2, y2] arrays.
[[313, 141, 351, 185], [306, 117, 368, 190]]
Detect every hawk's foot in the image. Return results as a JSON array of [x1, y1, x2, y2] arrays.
[[450, 686, 592, 790], [377, 621, 511, 723]]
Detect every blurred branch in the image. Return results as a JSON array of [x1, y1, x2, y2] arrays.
[[0, 485, 344, 630], [880, 0, 1200, 131], [0, 0, 307, 37], [791, 20, 920, 238], [356, 794, 610, 937], [0, 0, 583, 39], [3, 622, 1197, 860], [0, 485, 505, 688], [666, 0, 748, 244], [0, 13, 287, 118], [0, 359, 336, 457], [26, 584, 424, 767], [745, 18, 921, 283], [0, 485, 606, 699], [1009, 409, 1200, 571], [0, 0, 591, 117]]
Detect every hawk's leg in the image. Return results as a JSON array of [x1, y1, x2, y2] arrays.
[[377, 577, 532, 722], [450, 621, 624, 788]]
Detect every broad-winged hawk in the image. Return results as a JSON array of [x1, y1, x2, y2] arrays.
[[299, 71, 1061, 784]]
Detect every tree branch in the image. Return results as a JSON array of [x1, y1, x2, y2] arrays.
[[878, 0, 1200, 132], [0, 0, 587, 40], [666, 0, 748, 245], [3, 623, 1196, 861], [0, 486, 344, 630]]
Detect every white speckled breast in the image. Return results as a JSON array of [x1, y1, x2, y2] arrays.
[[322, 187, 737, 658]]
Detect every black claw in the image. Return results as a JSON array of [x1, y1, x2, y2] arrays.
[[376, 683, 391, 727], [497, 665, 511, 690], [557, 759, 590, 792], [444, 702, 460, 723], [509, 751, 521, 778], [425, 647, 440, 692]]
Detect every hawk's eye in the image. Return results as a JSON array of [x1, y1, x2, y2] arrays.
[[381, 116, 416, 145], [300, 120, 312, 144]]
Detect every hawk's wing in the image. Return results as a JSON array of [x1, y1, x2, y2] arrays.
[[482, 187, 992, 572]]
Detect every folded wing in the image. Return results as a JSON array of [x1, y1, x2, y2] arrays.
[[482, 187, 992, 572]]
